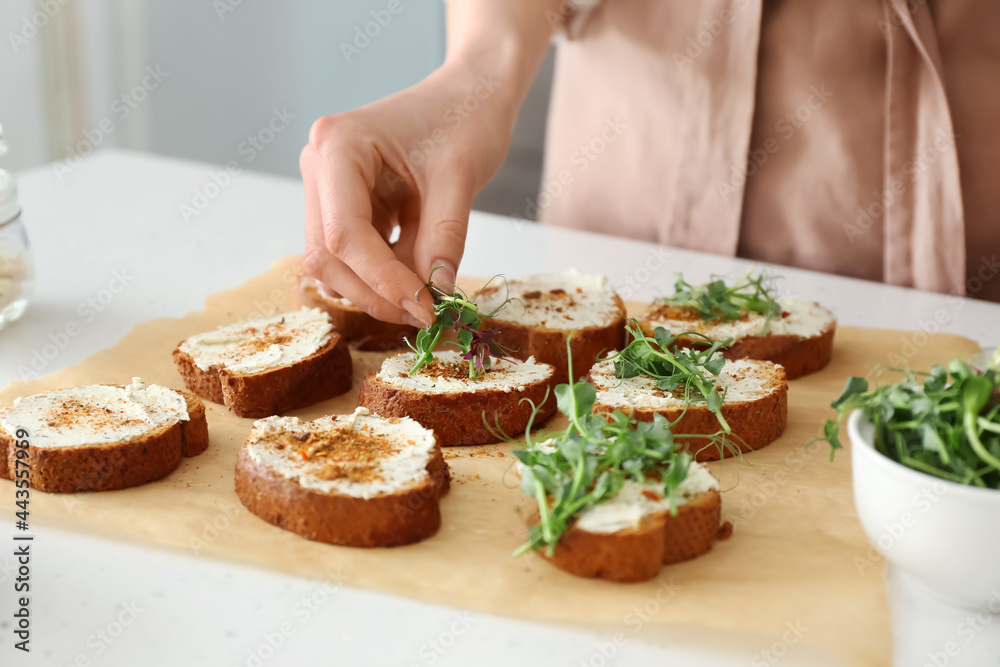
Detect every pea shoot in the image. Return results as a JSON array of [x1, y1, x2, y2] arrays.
[[606, 320, 733, 433], [406, 272, 517, 380], [818, 360, 1000, 488], [660, 266, 782, 329], [512, 340, 729, 557]]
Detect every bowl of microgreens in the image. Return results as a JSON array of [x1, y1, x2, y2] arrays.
[[820, 354, 1000, 610]]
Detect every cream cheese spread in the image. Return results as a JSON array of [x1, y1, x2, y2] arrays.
[[179, 308, 333, 374], [376, 350, 553, 395], [475, 269, 622, 330], [0, 377, 190, 448], [574, 463, 719, 533], [589, 357, 781, 409], [646, 297, 834, 341], [245, 407, 436, 499]]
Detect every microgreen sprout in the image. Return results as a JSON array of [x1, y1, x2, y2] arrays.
[[511, 338, 730, 556], [406, 271, 517, 380], [605, 320, 733, 433], [816, 360, 1000, 488], [659, 265, 782, 330]]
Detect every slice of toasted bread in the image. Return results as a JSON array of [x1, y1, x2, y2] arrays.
[[639, 298, 836, 379], [235, 408, 450, 547], [296, 274, 417, 351], [476, 270, 627, 385], [173, 308, 352, 418], [542, 464, 727, 582], [589, 357, 788, 461], [0, 379, 209, 493], [357, 350, 557, 446]]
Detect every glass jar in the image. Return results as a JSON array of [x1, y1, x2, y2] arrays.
[[0, 168, 34, 329]]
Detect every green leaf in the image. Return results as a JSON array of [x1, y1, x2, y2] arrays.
[[459, 307, 479, 326], [831, 376, 869, 409], [921, 423, 947, 457], [659, 268, 781, 324], [558, 436, 582, 461], [519, 466, 537, 496], [511, 450, 532, 465], [925, 364, 948, 392], [704, 356, 726, 376], [706, 389, 723, 413], [962, 375, 993, 416], [824, 419, 842, 452], [555, 382, 596, 419], [949, 359, 973, 380], [653, 327, 675, 349]]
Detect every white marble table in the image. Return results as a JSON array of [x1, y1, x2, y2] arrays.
[[2, 149, 998, 666]]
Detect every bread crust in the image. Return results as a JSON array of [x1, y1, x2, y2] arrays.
[[542, 489, 724, 583], [0, 430, 10, 479], [718, 322, 836, 380], [173, 331, 352, 418], [482, 294, 627, 385], [591, 365, 789, 462], [234, 444, 450, 548], [357, 371, 556, 447], [638, 304, 836, 380], [296, 280, 417, 351], [0, 389, 209, 493], [179, 391, 210, 456]]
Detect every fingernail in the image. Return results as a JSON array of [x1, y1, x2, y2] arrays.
[[402, 298, 433, 327], [431, 261, 457, 293]]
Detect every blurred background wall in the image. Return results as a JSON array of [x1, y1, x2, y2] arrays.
[[0, 0, 551, 218]]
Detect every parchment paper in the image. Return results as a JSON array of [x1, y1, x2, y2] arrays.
[[0, 256, 980, 666]]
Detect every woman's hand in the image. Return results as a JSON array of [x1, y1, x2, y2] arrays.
[[300, 61, 517, 327], [301, 0, 563, 326]]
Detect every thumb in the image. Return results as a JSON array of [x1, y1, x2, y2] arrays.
[[413, 177, 475, 293]]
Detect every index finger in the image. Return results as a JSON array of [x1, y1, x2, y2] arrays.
[[316, 149, 434, 326]]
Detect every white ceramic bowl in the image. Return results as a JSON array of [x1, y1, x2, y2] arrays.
[[850, 410, 1000, 610]]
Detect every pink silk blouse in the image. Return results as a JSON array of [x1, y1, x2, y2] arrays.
[[541, 0, 1000, 302]]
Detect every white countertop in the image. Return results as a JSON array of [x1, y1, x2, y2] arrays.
[[2, 149, 999, 666]]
